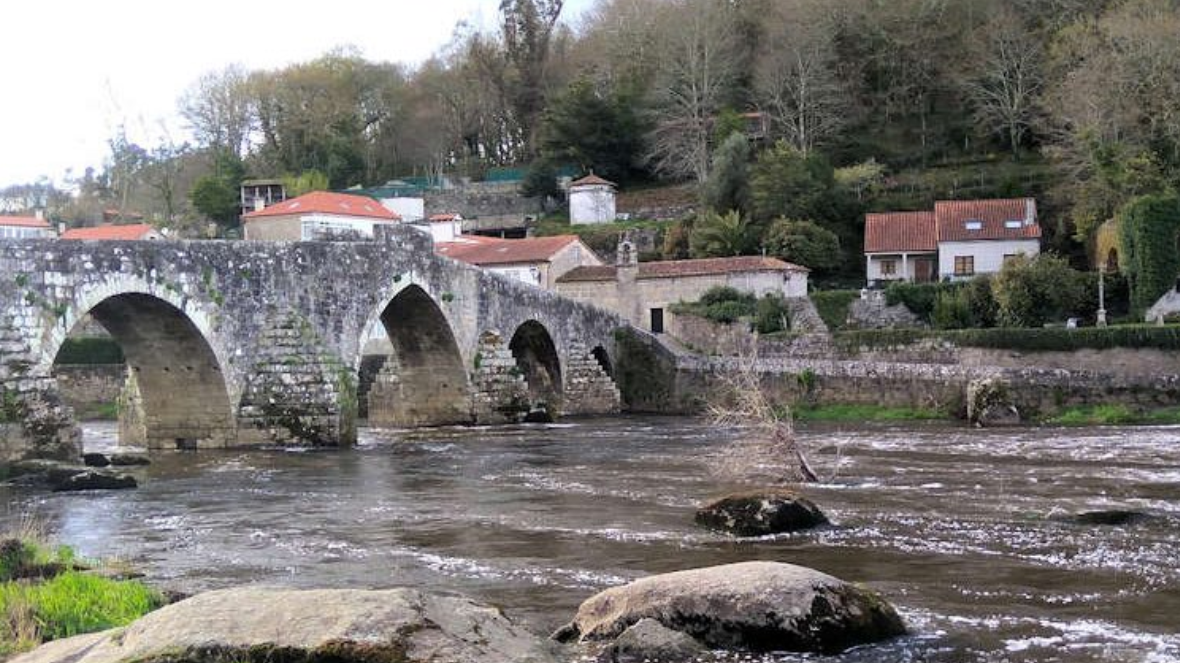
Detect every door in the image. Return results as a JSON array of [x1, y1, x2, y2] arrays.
[[650, 308, 665, 334], [914, 258, 934, 283]]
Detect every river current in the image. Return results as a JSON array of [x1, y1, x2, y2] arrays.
[[1, 417, 1177, 662]]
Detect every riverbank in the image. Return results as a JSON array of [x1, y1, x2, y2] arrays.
[[0, 528, 164, 656]]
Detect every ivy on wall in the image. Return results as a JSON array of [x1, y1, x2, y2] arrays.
[[1117, 193, 1180, 313]]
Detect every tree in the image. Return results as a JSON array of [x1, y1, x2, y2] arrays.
[[702, 132, 751, 216], [750, 142, 836, 222], [179, 65, 254, 157], [1117, 193, 1180, 314], [964, 10, 1044, 155], [499, 0, 566, 156], [763, 219, 841, 273], [689, 209, 757, 258], [992, 253, 1086, 327], [190, 151, 246, 231], [646, 0, 742, 183], [282, 170, 330, 198], [535, 77, 645, 184], [756, 1, 849, 153], [142, 140, 191, 224]]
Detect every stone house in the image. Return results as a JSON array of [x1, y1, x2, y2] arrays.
[[436, 234, 603, 289], [569, 173, 617, 225], [241, 191, 401, 240], [0, 214, 55, 239], [865, 198, 1041, 285], [60, 223, 163, 240], [555, 239, 809, 333]]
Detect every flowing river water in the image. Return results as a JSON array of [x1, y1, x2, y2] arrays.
[[1, 417, 1178, 662]]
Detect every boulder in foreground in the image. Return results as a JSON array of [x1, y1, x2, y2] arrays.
[[555, 561, 905, 655], [12, 587, 557, 663], [695, 491, 829, 536]]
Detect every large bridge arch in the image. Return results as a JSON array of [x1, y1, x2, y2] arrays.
[[362, 283, 472, 427], [38, 279, 235, 449], [508, 319, 564, 417]]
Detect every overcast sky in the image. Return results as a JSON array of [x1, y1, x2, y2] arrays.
[[0, 0, 595, 187]]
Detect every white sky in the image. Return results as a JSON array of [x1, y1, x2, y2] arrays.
[[0, 0, 595, 187]]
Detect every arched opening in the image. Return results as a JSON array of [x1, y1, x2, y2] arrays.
[[1106, 248, 1119, 274], [509, 321, 562, 419], [591, 345, 614, 379], [366, 286, 471, 427], [51, 293, 234, 450]]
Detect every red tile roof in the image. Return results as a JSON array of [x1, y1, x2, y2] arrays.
[[61, 224, 159, 240], [0, 215, 51, 229], [935, 198, 1040, 242], [864, 212, 936, 254], [242, 191, 399, 221], [558, 255, 807, 282], [436, 235, 585, 265], [429, 213, 461, 223], [570, 173, 616, 188]]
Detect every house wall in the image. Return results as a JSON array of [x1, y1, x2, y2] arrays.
[[570, 186, 616, 225], [0, 226, 54, 239], [547, 241, 605, 287], [938, 239, 1040, 279], [410, 221, 460, 243], [243, 214, 399, 241], [866, 253, 937, 283], [243, 215, 302, 240], [555, 269, 808, 331], [379, 197, 425, 222]]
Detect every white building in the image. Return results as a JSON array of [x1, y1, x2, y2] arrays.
[[241, 191, 401, 241], [0, 214, 55, 239], [865, 198, 1041, 285], [411, 214, 463, 243], [569, 173, 617, 225]]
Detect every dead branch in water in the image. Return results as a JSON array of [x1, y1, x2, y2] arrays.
[[707, 347, 819, 485]]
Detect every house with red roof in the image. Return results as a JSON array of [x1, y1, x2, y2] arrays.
[[240, 191, 401, 241], [556, 237, 809, 333], [60, 223, 163, 241], [865, 198, 1041, 285], [0, 215, 55, 239], [436, 234, 603, 289]]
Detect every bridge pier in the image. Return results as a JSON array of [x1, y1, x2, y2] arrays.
[[561, 341, 622, 416], [470, 330, 530, 424]]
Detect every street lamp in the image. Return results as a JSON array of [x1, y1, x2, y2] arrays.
[[1097, 264, 1108, 327]]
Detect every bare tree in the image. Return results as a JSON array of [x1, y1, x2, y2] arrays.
[[964, 10, 1044, 155], [756, 3, 849, 154], [646, 0, 741, 184], [179, 65, 254, 157], [707, 348, 818, 485]]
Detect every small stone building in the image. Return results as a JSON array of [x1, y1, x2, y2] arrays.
[[569, 173, 617, 225], [241, 191, 402, 241], [436, 234, 603, 289], [556, 239, 809, 333]]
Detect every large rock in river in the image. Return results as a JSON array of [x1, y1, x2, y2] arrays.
[[695, 491, 829, 536], [12, 587, 557, 663], [555, 561, 905, 655]]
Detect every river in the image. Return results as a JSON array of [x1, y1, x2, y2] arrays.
[[1, 417, 1177, 662]]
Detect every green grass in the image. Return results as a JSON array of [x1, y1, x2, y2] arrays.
[[793, 403, 949, 422], [1047, 405, 1180, 426], [0, 538, 164, 655], [832, 324, 1180, 354]]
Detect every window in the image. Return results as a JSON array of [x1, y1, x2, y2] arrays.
[[954, 255, 975, 276], [880, 259, 897, 276], [965, 219, 983, 231], [1004, 220, 1022, 229]]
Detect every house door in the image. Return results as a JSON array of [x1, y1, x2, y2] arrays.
[[650, 308, 665, 334], [914, 258, 934, 283]]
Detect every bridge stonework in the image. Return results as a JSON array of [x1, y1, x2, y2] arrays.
[[0, 227, 622, 462]]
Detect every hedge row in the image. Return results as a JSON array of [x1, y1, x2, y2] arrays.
[[833, 324, 1180, 353], [54, 337, 124, 365]]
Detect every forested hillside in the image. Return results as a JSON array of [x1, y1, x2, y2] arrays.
[[6, 0, 1180, 276]]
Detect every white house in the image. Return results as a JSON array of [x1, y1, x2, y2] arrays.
[[241, 191, 401, 240], [569, 173, 617, 225], [410, 213, 463, 243], [865, 198, 1041, 285], [0, 214, 55, 239], [435, 234, 603, 289]]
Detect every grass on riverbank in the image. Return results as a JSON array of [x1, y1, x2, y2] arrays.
[[1046, 405, 1180, 426], [0, 531, 164, 656], [793, 404, 950, 423]]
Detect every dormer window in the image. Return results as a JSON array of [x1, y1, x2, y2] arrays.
[[965, 219, 983, 231], [1004, 219, 1022, 229]]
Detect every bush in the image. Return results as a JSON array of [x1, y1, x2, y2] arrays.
[[671, 286, 758, 325], [884, 282, 962, 322], [699, 286, 746, 306], [931, 290, 973, 329], [754, 295, 790, 334], [763, 218, 841, 273], [811, 290, 859, 330], [992, 254, 1087, 327]]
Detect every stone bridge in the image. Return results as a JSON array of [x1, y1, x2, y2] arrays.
[[0, 227, 622, 462]]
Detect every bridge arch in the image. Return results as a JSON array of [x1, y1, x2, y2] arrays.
[[363, 284, 472, 426], [509, 319, 563, 417], [41, 283, 235, 449]]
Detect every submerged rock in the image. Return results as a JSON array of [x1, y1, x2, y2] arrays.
[[1064, 509, 1152, 526], [83, 452, 151, 468], [555, 561, 905, 655], [695, 490, 829, 536], [11, 587, 557, 663], [52, 471, 137, 492], [966, 378, 1021, 427], [597, 618, 705, 663]]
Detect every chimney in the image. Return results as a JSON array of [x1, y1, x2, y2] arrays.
[[1025, 198, 1036, 226], [254, 197, 266, 212], [34, 209, 44, 220]]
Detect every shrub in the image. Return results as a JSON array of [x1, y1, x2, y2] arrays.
[[931, 290, 973, 329], [992, 254, 1086, 327], [811, 290, 859, 330], [763, 218, 842, 273], [699, 286, 747, 306], [754, 295, 790, 334], [885, 281, 962, 322]]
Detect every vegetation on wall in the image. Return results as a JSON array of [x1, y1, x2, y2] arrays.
[[1117, 194, 1180, 314], [670, 286, 791, 334]]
